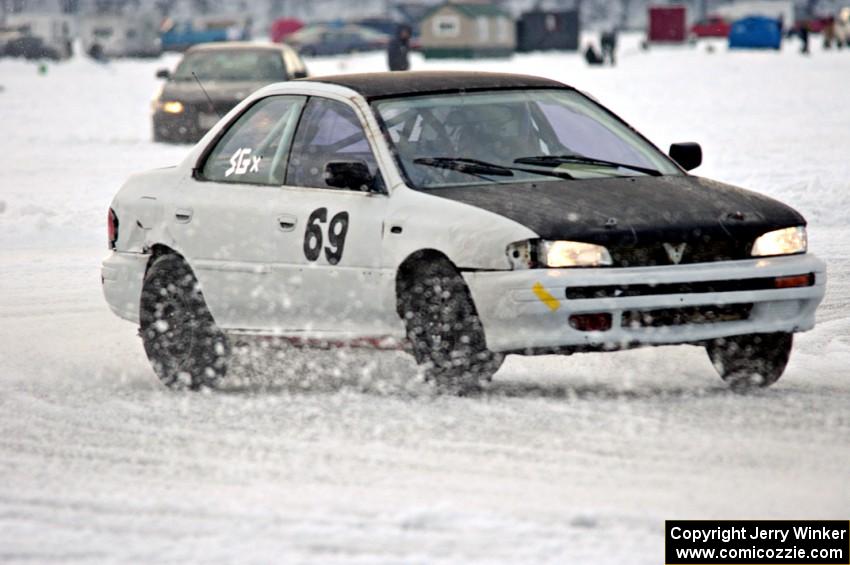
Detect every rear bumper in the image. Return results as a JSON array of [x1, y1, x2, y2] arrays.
[[101, 251, 149, 324], [463, 254, 826, 353]]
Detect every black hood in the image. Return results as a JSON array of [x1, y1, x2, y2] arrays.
[[427, 175, 805, 265], [160, 80, 268, 105]]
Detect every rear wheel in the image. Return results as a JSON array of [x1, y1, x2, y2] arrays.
[[397, 258, 503, 394], [140, 254, 229, 390], [706, 332, 793, 392]]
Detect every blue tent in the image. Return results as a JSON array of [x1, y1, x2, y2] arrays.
[[729, 16, 782, 49]]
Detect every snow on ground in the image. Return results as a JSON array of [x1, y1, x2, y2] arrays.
[[1, 35, 849, 563]]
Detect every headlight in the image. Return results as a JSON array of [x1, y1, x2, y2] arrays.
[[751, 226, 807, 257], [507, 240, 613, 269], [161, 101, 184, 114]]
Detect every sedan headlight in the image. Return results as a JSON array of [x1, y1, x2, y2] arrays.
[[161, 100, 184, 114], [507, 240, 613, 269], [751, 226, 807, 257]]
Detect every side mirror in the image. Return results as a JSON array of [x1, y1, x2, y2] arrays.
[[156, 68, 170, 79], [669, 142, 702, 171], [324, 160, 375, 191], [292, 69, 308, 79]]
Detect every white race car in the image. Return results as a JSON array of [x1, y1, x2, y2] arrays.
[[102, 71, 826, 392]]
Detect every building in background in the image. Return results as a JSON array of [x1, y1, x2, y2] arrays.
[[419, 1, 515, 58], [516, 8, 580, 52]]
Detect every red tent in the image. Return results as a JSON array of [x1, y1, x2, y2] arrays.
[[270, 18, 304, 43], [648, 5, 687, 43]]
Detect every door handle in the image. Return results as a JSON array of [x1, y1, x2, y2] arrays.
[[277, 214, 297, 232], [175, 208, 193, 223]]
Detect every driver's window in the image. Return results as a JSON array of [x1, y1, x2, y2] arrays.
[[285, 97, 381, 190], [201, 95, 306, 186]]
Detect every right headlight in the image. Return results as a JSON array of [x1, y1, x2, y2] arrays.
[[160, 100, 185, 114], [751, 226, 807, 257], [507, 239, 613, 269]]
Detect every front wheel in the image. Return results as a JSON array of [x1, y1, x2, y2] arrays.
[[398, 258, 504, 394], [706, 332, 793, 392], [140, 254, 229, 390]]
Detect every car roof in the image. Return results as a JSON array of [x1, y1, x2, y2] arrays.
[[300, 71, 571, 101], [186, 41, 287, 53]]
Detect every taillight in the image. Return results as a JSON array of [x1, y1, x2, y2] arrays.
[[108, 208, 118, 249]]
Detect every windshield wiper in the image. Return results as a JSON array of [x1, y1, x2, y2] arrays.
[[515, 155, 662, 177], [413, 157, 573, 181]]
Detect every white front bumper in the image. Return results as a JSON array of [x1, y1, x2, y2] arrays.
[[101, 251, 149, 324], [463, 254, 826, 353]]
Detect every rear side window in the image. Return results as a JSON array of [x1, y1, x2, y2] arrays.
[[285, 97, 381, 190], [201, 95, 306, 186]]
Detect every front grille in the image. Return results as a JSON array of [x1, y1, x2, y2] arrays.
[[622, 303, 753, 328], [565, 273, 815, 300], [188, 101, 237, 115], [609, 238, 752, 267]]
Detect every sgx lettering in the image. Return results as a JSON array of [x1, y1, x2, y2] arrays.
[[224, 148, 261, 177]]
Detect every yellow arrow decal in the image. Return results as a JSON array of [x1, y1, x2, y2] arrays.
[[532, 282, 561, 311]]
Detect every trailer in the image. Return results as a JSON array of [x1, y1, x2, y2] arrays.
[[647, 5, 688, 43], [79, 14, 161, 58]]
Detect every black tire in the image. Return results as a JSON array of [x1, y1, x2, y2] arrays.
[[140, 254, 229, 390], [706, 332, 793, 392], [397, 258, 503, 394]]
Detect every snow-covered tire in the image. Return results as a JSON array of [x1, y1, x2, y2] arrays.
[[140, 254, 229, 390], [706, 332, 793, 392], [397, 258, 504, 394]]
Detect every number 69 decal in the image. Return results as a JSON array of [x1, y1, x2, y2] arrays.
[[303, 207, 350, 265]]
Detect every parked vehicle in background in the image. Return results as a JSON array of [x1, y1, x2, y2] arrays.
[[356, 17, 421, 49], [79, 14, 161, 58], [2, 34, 62, 60], [2, 13, 73, 59], [151, 42, 307, 143], [270, 18, 304, 43], [690, 15, 731, 38], [286, 23, 391, 56], [160, 17, 251, 52]]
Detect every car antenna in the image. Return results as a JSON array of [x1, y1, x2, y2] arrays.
[[191, 71, 221, 118]]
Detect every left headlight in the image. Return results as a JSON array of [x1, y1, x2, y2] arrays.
[[751, 226, 807, 257], [507, 240, 613, 269]]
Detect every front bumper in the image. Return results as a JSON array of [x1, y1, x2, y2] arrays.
[[102, 251, 150, 323], [463, 254, 826, 353]]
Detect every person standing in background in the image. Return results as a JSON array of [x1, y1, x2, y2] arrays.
[[388, 25, 412, 71], [601, 28, 618, 66]]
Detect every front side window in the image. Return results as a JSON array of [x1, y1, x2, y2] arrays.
[[374, 89, 682, 190], [286, 98, 381, 191], [201, 95, 306, 185]]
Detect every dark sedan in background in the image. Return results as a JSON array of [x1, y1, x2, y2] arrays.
[[285, 23, 390, 56], [152, 42, 308, 143]]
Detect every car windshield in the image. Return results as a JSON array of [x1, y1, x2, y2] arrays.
[[373, 89, 682, 189], [172, 49, 286, 82]]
